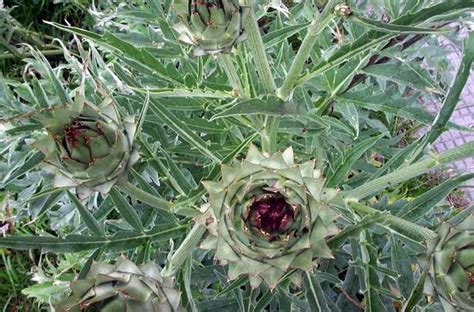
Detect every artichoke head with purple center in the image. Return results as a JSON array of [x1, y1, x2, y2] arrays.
[[172, 0, 250, 56], [201, 145, 340, 289], [35, 93, 139, 198]]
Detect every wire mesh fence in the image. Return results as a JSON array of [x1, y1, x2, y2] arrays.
[[422, 36, 474, 200]]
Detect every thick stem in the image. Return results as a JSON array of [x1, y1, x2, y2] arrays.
[[241, 1, 278, 152], [277, 0, 338, 100], [344, 140, 474, 200], [425, 34, 474, 144], [350, 202, 436, 241], [162, 222, 207, 276], [218, 54, 247, 98], [0, 49, 64, 60], [242, 3, 276, 94], [261, 116, 279, 153]]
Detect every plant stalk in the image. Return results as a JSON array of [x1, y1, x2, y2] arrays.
[[162, 222, 207, 276], [242, 1, 276, 94], [218, 54, 247, 99], [277, 0, 338, 100], [350, 202, 437, 240], [241, 0, 278, 152], [344, 140, 474, 200], [261, 116, 279, 153], [0, 49, 64, 60]]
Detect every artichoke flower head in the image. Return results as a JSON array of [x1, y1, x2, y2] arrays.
[[56, 257, 183, 312], [34, 87, 139, 199], [172, 0, 250, 56], [201, 145, 341, 289], [426, 214, 474, 311]]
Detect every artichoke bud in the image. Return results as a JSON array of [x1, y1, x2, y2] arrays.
[[56, 258, 183, 312], [35, 94, 139, 199], [427, 215, 474, 310], [202, 145, 340, 289], [334, 4, 351, 17], [172, 0, 250, 56]]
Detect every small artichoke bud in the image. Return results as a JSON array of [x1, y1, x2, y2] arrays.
[[334, 3, 351, 17], [172, 0, 250, 56]]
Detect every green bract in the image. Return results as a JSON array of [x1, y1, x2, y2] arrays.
[[35, 93, 138, 198], [172, 0, 250, 56], [427, 215, 474, 311], [56, 258, 183, 312], [201, 145, 340, 289]]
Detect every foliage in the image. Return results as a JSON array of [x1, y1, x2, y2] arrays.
[[0, 0, 95, 75], [0, 0, 473, 311]]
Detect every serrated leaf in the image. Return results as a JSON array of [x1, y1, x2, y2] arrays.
[[67, 191, 105, 237], [0, 224, 187, 252], [114, 67, 221, 162], [328, 213, 387, 249], [299, 1, 474, 84], [398, 173, 474, 221], [304, 272, 332, 312], [362, 62, 443, 94], [401, 270, 427, 312], [119, 182, 172, 213], [425, 31, 474, 143], [263, 22, 311, 48], [337, 89, 469, 131], [109, 187, 144, 232], [129, 86, 232, 98], [211, 97, 301, 120], [46, 23, 183, 85], [2, 150, 44, 186], [334, 101, 359, 138], [326, 135, 382, 187]]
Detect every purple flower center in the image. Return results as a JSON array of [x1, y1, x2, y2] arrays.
[[64, 122, 84, 147], [248, 193, 294, 238]]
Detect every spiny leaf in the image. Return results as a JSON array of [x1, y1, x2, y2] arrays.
[[1, 150, 44, 186], [211, 96, 301, 120], [109, 187, 144, 232], [304, 272, 332, 312], [361, 62, 444, 95], [326, 134, 383, 187], [67, 191, 105, 237], [46, 23, 183, 85], [398, 173, 474, 220], [128, 86, 233, 99], [337, 89, 469, 131], [114, 66, 222, 162], [0, 224, 188, 252], [298, 0, 474, 84]]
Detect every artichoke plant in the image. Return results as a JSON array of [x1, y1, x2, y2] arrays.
[[426, 215, 474, 311], [201, 145, 340, 289], [172, 0, 250, 56], [57, 258, 183, 312], [35, 93, 139, 198]]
